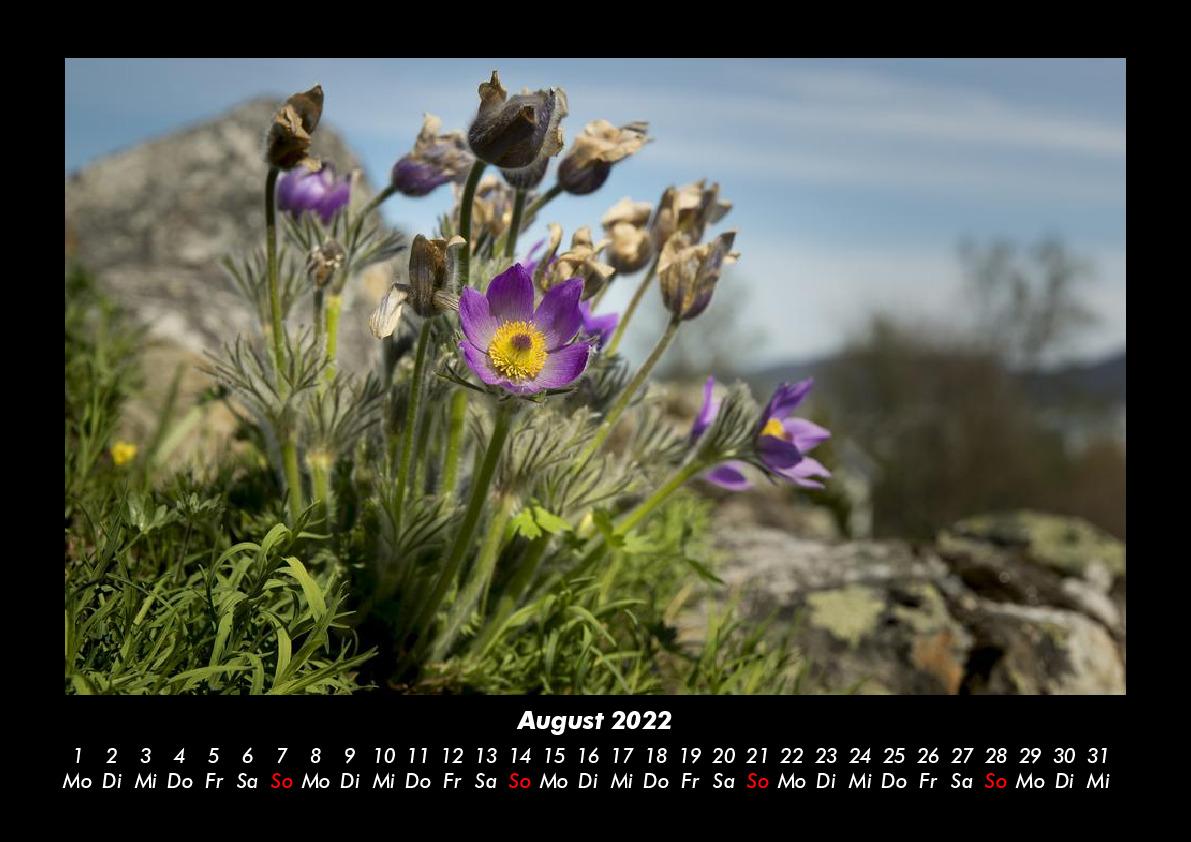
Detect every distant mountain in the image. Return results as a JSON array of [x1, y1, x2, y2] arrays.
[[744, 349, 1126, 409], [1018, 351, 1125, 406]]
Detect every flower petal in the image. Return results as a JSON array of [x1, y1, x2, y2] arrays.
[[783, 417, 831, 452], [485, 263, 535, 323], [690, 375, 719, 441], [783, 456, 830, 489], [529, 342, 590, 390], [757, 435, 802, 473], [534, 277, 584, 350], [703, 462, 752, 491], [458, 287, 500, 349], [459, 341, 506, 386], [762, 377, 814, 421]]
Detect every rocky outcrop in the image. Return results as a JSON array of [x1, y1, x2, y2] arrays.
[[689, 510, 1125, 694], [65, 99, 399, 464]]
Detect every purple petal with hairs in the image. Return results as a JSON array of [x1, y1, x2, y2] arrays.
[[782, 456, 830, 489], [579, 302, 619, 349], [459, 341, 506, 386], [529, 342, 589, 390], [533, 278, 584, 350], [783, 417, 831, 452], [485, 263, 535, 323], [690, 376, 719, 441], [757, 435, 802, 473], [458, 287, 501, 349], [704, 462, 752, 491]]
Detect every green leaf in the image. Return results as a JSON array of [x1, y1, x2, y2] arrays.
[[280, 557, 327, 621], [532, 506, 571, 535], [510, 509, 542, 539]]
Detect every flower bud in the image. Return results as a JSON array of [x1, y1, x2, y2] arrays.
[[265, 85, 324, 170], [306, 238, 345, 288], [601, 197, 654, 274], [407, 233, 467, 317], [556, 120, 651, 195], [541, 226, 617, 301], [390, 114, 474, 197], [277, 165, 351, 222], [650, 179, 732, 249], [658, 230, 738, 321], [467, 71, 568, 175]]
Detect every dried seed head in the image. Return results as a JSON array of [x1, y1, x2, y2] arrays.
[[407, 233, 467, 317], [650, 179, 732, 249], [468, 71, 568, 176], [265, 85, 324, 170], [306, 238, 346, 288], [390, 113, 474, 197], [658, 230, 739, 321], [601, 197, 655, 274], [541, 226, 617, 301], [557, 120, 651, 195]]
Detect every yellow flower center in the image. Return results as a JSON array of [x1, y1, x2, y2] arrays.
[[761, 417, 786, 439], [488, 320, 547, 380]]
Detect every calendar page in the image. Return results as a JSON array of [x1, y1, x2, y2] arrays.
[[61, 55, 1130, 819]]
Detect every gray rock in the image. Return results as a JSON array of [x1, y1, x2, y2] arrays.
[[694, 511, 1126, 694], [65, 98, 401, 465]]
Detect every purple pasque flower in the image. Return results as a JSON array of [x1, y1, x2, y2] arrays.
[[277, 165, 351, 223], [578, 301, 619, 350], [390, 114, 473, 197], [458, 264, 590, 396], [690, 376, 831, 491]]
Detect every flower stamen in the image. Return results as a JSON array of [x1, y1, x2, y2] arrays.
[[488, 320, 547, 380]]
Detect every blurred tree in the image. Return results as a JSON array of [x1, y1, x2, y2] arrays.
[[961, 236, 1099, 367]]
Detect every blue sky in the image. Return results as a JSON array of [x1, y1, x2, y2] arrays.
[[65, 58, 1126, 366]]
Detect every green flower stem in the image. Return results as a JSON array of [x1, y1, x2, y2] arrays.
[[308, 452, 332, 527], [605, 253, 659, 356], [441, 390, 469, 497], [323, 294, 343, 382], [576, 313, 682, 467], [265, 165, 303, 523], [457, 161, 487, 286], [571, 457, 708, 583], [281, 431, 303, 524], [471, 533, 549, 656], [431, 492, 518, 660], [524, 183, 562, 222], [407, 401, 515, 658], [313, 287, 325, 349], [392, 319, 433, 534], [504, 189, 528, 259], [264, 167, 285, 376]]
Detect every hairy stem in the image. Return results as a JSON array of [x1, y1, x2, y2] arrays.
[[576, 314, 682, 467], [441, 389, 469, 497], [605, 254, 659, 356], [431, 492, 518, 660], [457, 161, 487, 287], [405, 401, 515, 662], [264, 167, 285, 376], [504, 189, 528, 259], [392, 319, 433, 534]]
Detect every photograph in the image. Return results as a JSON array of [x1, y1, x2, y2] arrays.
[[64, 57, 1126, 701]]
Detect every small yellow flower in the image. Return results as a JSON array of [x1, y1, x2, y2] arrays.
[[111, 441, 138, 466]]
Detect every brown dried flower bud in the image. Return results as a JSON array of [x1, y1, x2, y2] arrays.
[[406, 233, 467, 317], [306, 238, 345, 288], [600, 197, 654, 274], [557, 120, 651, 195], [542, 225, 617, 301], [658, 230, 739, 321], [650, 179, 732, 250], [266, 85, 324, 170], [468, 71, 568, 175]]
